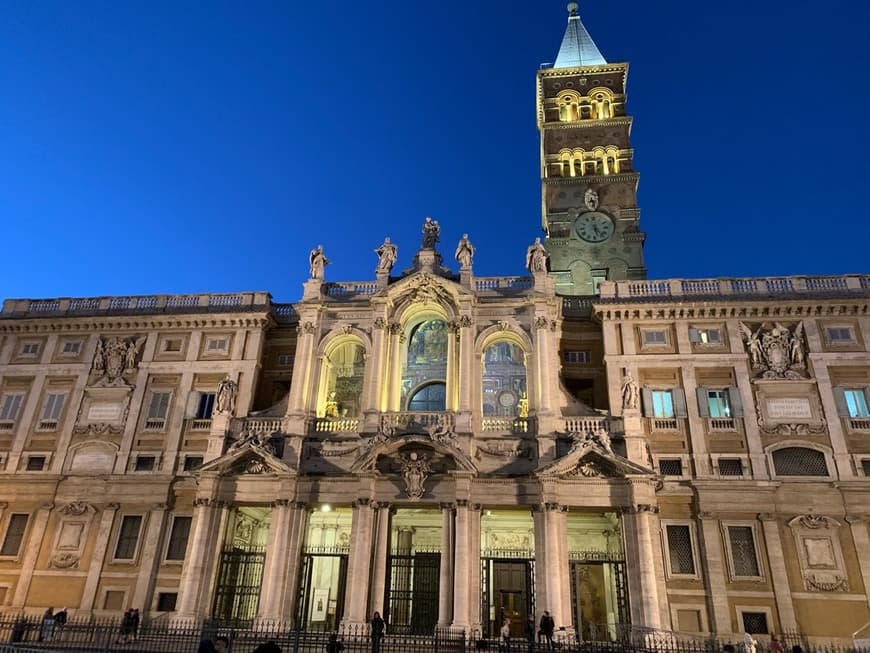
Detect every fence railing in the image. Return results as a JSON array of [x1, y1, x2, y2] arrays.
[[0, 615, 864, 653]]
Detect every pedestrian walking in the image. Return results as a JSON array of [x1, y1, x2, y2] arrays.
[[539, 611, 554, 650], [370, 611, 385, 653]]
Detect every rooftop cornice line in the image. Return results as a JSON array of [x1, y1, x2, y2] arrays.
[[541, 117, 633, 130], [0, 314, 275, 334]]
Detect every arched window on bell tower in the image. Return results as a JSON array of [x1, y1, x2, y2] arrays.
[[556, 90, 582, 122], [588, 88, 614, 120]]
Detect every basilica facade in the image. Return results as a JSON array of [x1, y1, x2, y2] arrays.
[[0, 4, 869, 646]]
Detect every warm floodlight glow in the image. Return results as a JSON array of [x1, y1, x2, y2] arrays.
[[320, 504, 332, 513]]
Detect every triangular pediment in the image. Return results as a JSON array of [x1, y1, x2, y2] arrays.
[[536, 442, 653, 479], [197, 441, 293, 477]]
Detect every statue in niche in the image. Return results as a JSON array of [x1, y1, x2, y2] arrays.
[[309, 244, 330, 280], [584, 188, 599, 211], [421, 217, 440, 249], [215, 374, 238, 415], [324, 391, 339, 418], [525, 237, 549, 274], [454, 234, 475, 269], [738, 321, 807, 379], [375, 237, 397, 274], [401, 452, 431, 501], [620, 373, 639, 410]]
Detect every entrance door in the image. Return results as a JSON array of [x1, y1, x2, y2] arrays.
[[386, 552, 440, 635], [212, 547, 266, 622], [482, 559, 533, 638], [569, 561, 629, 641], [296, 553, 349, 631]]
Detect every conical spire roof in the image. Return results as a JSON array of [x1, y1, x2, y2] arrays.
[[553, 2, 607, 68]]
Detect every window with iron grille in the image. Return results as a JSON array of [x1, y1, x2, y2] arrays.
[[665, 525, 696, 575], [718, 459, 744, 476], [863, 459, 870, 476], [772, 447, 828, 477], [0, 514, 29, 556], [26, 456, 46, 471], [659, 459, 683, 476], [183, 456, 203, 472], [727, 526, 760, 577], [741, 611, 769, 634], [156, 592, 177, 611], [114, 515, 143, 560], [166, 516, 192, 561]]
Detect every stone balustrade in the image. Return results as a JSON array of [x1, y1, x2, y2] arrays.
[[231, 417, 285, 437], [562, 416, 611, 435], [323, 281, 379, 298], [1, 292, 273, 317], [474, 276, 533, 294], [597, 274, 870, 302], [313, 418, 361, 434], [381, 411, 455, 432]]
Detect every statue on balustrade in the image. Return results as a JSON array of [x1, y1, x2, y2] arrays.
[[309, 244, 330, 280], [374, 237, 397, 274], [421, 217, 440, 249], [454, 234, 475, 269], [525, 237, 549, 274], [216, 375, 238, 415]]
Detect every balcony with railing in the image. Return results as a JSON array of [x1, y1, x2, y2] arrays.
[[597, 274, 870, 303]]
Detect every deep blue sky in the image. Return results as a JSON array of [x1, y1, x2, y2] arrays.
[[2, 1, 868, 303]]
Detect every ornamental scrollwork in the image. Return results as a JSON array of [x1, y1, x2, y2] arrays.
[[738, 321, 807, 379]]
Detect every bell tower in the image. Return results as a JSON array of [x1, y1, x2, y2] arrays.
[[537, 3, 646, 296]]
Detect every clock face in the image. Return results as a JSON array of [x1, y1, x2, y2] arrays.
[[575, 211, 614, 243]]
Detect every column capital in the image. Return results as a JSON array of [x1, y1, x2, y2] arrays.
[[372, 501, 391, 510], [0, 502, 8, 510], [439, 502, 456, 511], [271, 499, 292, 508], [455, 499, 470, 508], [622, 504, 659, 515], [697, 512, 718, 521], [353, 498, 372, 508], [151, 503, 169, 511]]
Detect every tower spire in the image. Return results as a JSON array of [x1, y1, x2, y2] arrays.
[[554, 2, 607, 68]]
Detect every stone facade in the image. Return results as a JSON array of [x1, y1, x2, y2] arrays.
[[0, 5, 868, 648]]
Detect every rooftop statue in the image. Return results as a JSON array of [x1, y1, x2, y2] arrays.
[[525, 237, 549, 274], [454, 234, 475, 269], [375, 237, 397, 274], [309, 245, 330, 280], [421, 217, 440, 249]]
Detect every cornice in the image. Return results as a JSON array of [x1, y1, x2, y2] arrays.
[[544, 172, 639, 186], [537, 63, 629, 79], [594, 301, 870, 322], [0, 313, 275, 334], [541, 117, 633, 130]]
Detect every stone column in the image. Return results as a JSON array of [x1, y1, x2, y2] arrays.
[[11, 503, 53, 607], [446, 322, 458, 411], [698, 513, 732, 636], [368, 504, 392, 617], [734, 365, 768, 480], [342, 499, 375, 627], [287, 320, 317, 417], [846, 515, 870, 612], [534, 317, 554, 415], [758, 514, 797, 631], [681, 366, 711, 477], [362, 321, 388, 413], [621, 505, 662, 628], [131, 503, 168, 613], [452, 500, 472, 629], [258, 500, 293, 621], [176, 499, 225, 618], [388, 325, 404, 411], [468, 505, 482, 632], [458, 318, 473, 413], [533, 506, 550, 622], [78, 504, 119, 614], [281, 502, 310, 621], [438, 503, 455, 627], [534, 504, 570, 629]]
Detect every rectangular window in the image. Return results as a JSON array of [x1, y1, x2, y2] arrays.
[[196, 393, 216, 419], [114, 515, 143, 560], [134, 455, 155, 472], [826, 327, 854, 344], [277, 354, 294, 366], [163, 339, 182, 353], [156, 592, 177, 612], [61, 341, 82, 355], [166, 516, 192, 561], [741, 612, 769, 635], [20, 342, 40, 356], [103, 590, 125, 610], [642, 330, 668, 346], [0, 394, 24, 422], [591, 270, 607, 295], [651, 390, 675, 418], [26, 456, 46, 471], [666, 525, 696, 575], [659, 459, 683, 476], [718, 459, 744, 476], [706, 390, 732, 418], [689, 328, 722, 345], [206, 338, 228, 352], [147, 392, 172, 419], [563, 350, 591, 364], [41, 393, 66, 421], [844, 389, 870, 418], [1, 514, 29, 556], [862, 459, 870, 476], [183, 456, 203, 471], [728, 526, 761, 577]]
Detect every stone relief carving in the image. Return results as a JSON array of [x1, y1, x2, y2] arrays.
[[584, 188, 599, 211], [400, 273, 454, 307], [569, 428, 614, 455], [227, 429, 275, 456], [755, 402, 826, 435], [59, 502, 92, 516], [215, 375, 238, 415], [92, 336, 145, 386], [401, 452, 431, 500], [738, 321, 807, 379], [567, 459, 619, 478], [72, 423, 123, 436], [788, 514, 848, 592], [475, 441, 532, 459], [50, 552, 80, 569]]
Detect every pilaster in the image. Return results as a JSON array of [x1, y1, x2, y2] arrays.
[[812, 363, 854, 478], [131, 503, 168, 613], [342, 498, 375, 627], [368, 503, 392, 617], [733, 365, 768, 479], [845, 515, 870, 612], [697, 513, 732, 636], [78, 503, 119, 614], [758, 514, 797, 632], [11, 503, 53, 607], [176, 497, 225, 618], [281, 502, 310, 621], [258, 500, 294, 621], [681, 366, 711, 477]]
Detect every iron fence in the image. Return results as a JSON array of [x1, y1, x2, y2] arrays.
[[0, 615, 865, 653]]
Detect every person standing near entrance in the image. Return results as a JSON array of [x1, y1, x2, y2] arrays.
[[499, 619, 511, 652], [539, 611, 555, 649], [370, 611, 385, 653]]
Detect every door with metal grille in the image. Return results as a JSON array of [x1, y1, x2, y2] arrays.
[[295, 550, 349, 631], [212, 547, 266, 622], [480, 557, 534, 638], [568, 559, 629, 641], [385, 552, 440, 634]]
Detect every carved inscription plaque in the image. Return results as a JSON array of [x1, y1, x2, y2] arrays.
[[87, 402, 124, 422], [766, 398, 812, 420]]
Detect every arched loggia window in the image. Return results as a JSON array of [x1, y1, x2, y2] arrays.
[[481, 340, 527, 417], [402, 319, 448, 410], [318, 340, 366, 418]]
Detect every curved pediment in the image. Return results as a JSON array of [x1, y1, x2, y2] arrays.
[[352, 433, 477, 474], [382, 272, 470, 314]]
